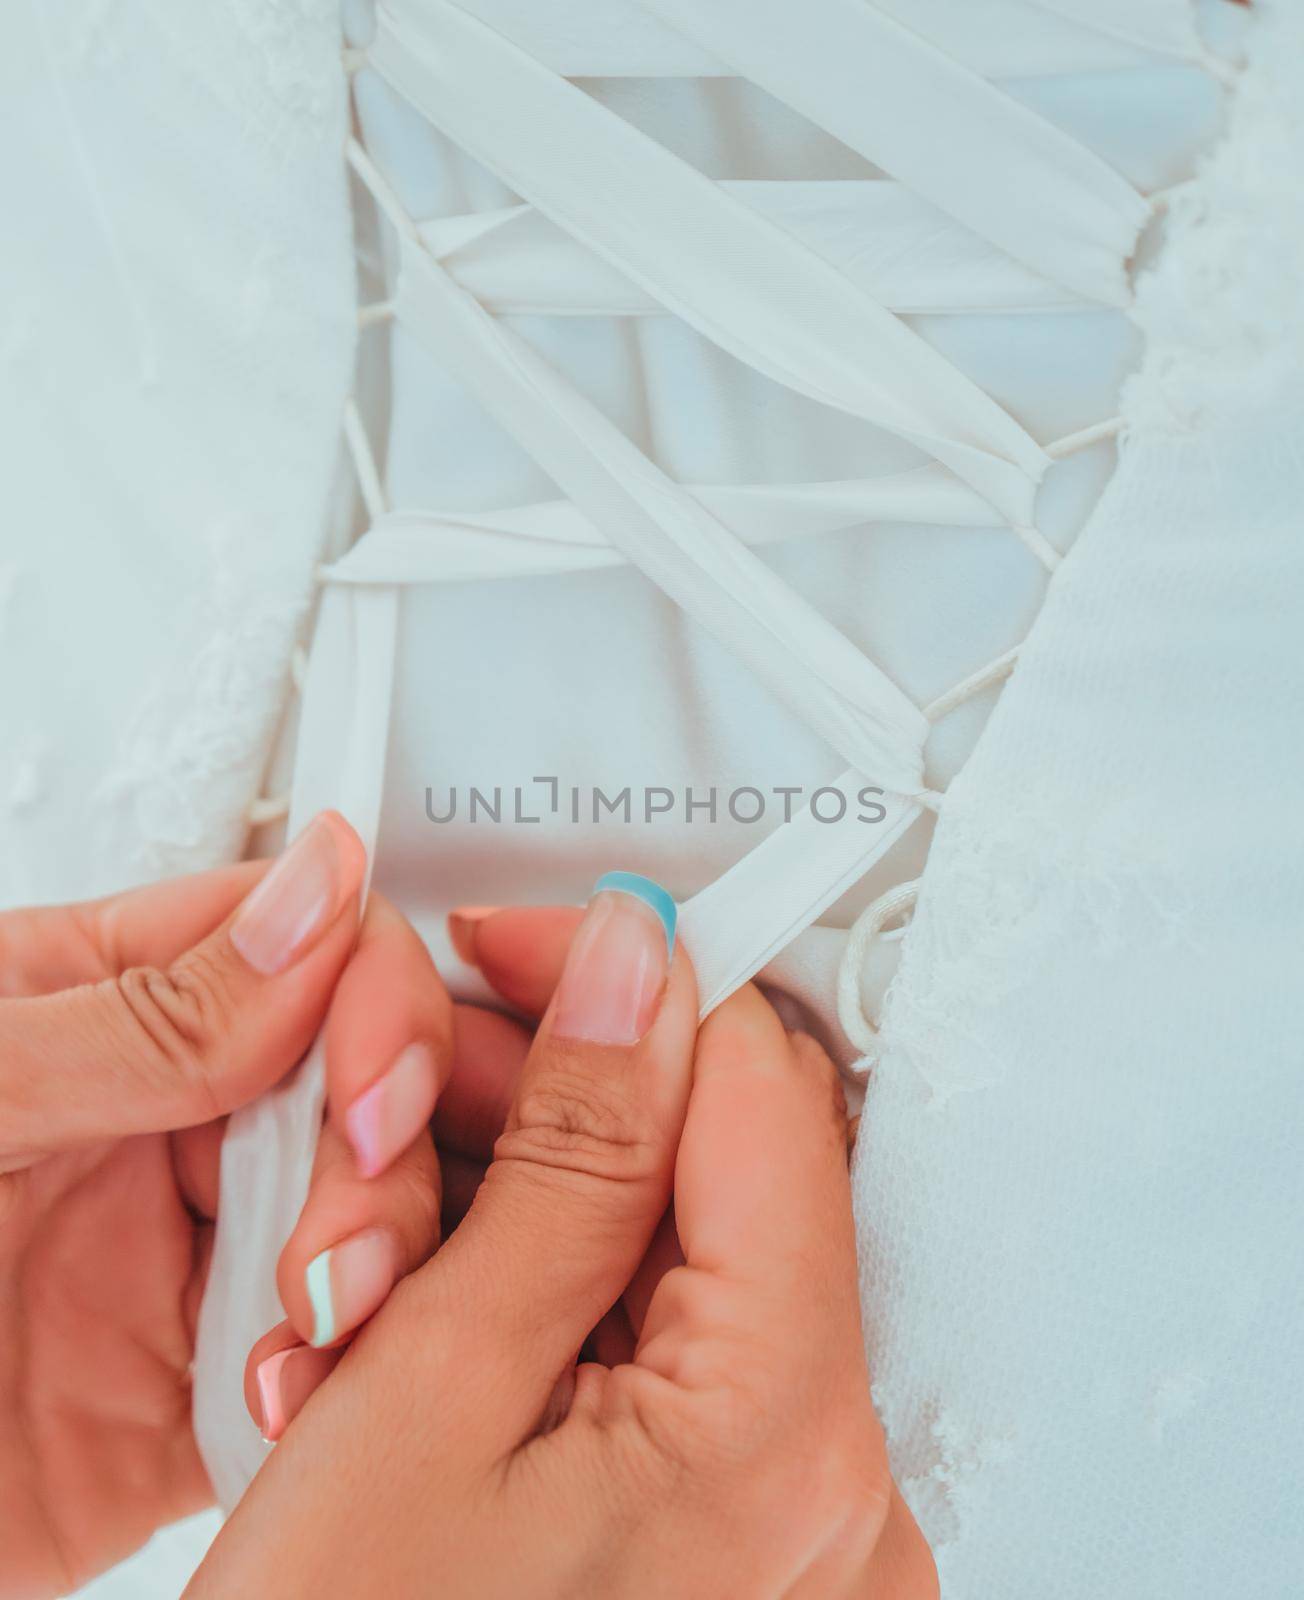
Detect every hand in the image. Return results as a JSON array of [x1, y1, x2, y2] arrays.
[[244, 904, 695, 1435], [0, 814, 455, 1598], [198, 880, 938, 1598]]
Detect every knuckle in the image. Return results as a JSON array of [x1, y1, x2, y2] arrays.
[[694, 1377, 782, 1475], [500, 1054, 661, 1185], [110, 955, 231, 1117]]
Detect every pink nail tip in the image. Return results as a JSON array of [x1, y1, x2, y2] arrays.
[[345, 1043, 439, 1179], [230, 811, 367, 976], [345, 1090, 387, 1179], [255, 1347, 296, 1442], [255, 1342, 338, 1442]]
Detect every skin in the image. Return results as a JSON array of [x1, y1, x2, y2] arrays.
[[0, 825, 936, 1597], [213, 908, 939, 1598], [0, 833, 457, 1597]]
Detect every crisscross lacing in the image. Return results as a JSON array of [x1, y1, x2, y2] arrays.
[[252, 0, 1238, 1069]]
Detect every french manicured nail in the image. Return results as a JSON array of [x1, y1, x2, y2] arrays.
[[305, 1227, 400, 1347], [448, 905, 499, 966], [345, 1042, 440, 1178], [552, 871, 676, 1046], [232, 811, 366, 975], [255, 1342, 338, 1443]]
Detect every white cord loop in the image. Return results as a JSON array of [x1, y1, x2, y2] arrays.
[[836, 878, 921, 1068], [286, 8, 1236, 998]]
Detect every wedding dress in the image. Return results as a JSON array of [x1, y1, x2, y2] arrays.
[[6, 2, 1301, 1596]]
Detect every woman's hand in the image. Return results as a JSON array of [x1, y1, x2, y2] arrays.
[[200, 880, 938, 1598], [0, 814, 454, 1598]]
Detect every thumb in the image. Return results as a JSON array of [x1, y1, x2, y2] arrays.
[[0, 812, 366, 1163], [433, 873, 696, 1422]]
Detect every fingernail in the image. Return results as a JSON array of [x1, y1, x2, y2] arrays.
[[552, 871, 676, 1046], [232, 811, 366, 975], [255, 1342, 336, 1443], [345, 1042, 439, 1178], [448, 905, 499, 966], [304, 1227, 399, 1347]]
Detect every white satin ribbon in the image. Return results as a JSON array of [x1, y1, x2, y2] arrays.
[[418, 182, 1080, 318], [319, 471, 995, 586], [194, 582, 398, 1510], [394, 233, 931, 795], [434, 0, 1201, 78], [640, 0, 1149, 307], [371, 0, 1050, 528]]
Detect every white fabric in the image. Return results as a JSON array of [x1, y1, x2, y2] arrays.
[[641, 0, 1150, 307], [4, 0, 1295, 1594], [1, 0, 357, 1590], [371, 0, 1052, 528], [857, 20, 1304, 1590], [446, 0, 1210, 77], [0, 0, 355, 906], [196, 0, 1266, 1553], [416, 183, 1088, 317], [389, 228, 932, 793]]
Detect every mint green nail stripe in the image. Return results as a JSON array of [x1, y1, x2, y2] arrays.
[[593, 871, 677, 955], [306, 1250, 336, 1347]]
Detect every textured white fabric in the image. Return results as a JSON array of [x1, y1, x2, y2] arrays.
[[4, 0, 1297, 1594], [0, 0, 356, 906], [857, 15, 1304, 1591], [1, 0, 357, 1592], [195, 0, 1260, 1552]]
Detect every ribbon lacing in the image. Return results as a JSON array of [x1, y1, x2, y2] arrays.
[[248, 0, 1239, 1059]]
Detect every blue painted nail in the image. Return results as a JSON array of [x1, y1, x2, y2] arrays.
[[592, 871, 677, 955]]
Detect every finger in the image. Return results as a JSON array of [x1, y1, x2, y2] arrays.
[[438, 1149, 485, 1236], [434, 1003, 532, 1161], [449, 905, 582, 1017], [277, 1118, 440, 1348], [325, 893, 453, 1179], [0, 862, 265, 997], [435, 1157, 678, 1330], [685, 992, 853, 1286], [172, 1117, 227, 1220], [621, 1207, 684, 1337], [245, 1322, 342, 1443], [863, 1490, 939, 1600], [639, 990, 863, 1379], [587, 1302, 637, 1369], [427, 874, 696, 1426], [0, 812, 367, 1162], [183, 1222, 215, 1344]]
